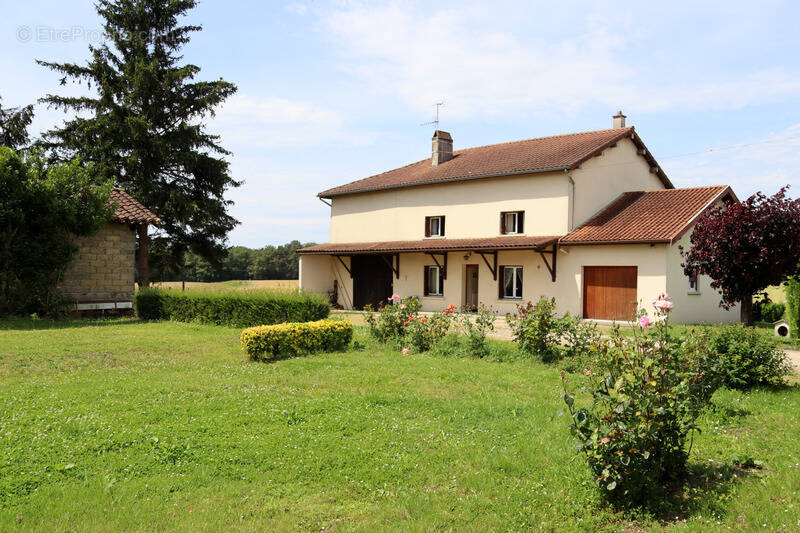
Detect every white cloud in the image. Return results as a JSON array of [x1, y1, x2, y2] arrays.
[[319, 1, 800, 117], [214, 94, 354, 148], [663, 124, 800, 198]]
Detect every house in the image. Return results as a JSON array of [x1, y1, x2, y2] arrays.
[[59, 188, 160, 312], [298, 112, 739, 324]]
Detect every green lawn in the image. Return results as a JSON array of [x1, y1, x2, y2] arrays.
[[1, 319, 799, 531]]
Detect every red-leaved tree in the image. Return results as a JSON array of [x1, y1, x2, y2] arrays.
[[682, 187, 800, 325]]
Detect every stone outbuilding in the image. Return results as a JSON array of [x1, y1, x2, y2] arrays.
[[59, 188, 160, 311]]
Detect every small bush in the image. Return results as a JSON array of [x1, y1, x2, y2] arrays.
[[561, 294, 722, 508], [708, 324, 792, 389], [240, 319, 353, 361], [507, 297, 600, 362], [134, 288, 330, 327], [506, 297, 562, 361], [365, 296, 456, 353], [755, 299, 785, 323], [364, 296, 422, 342], [457, 304, 496, 358]]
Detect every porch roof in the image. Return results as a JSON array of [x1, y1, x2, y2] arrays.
[[296, 235, 560, 255]]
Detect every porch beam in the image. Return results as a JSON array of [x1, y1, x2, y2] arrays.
[[333, 255, 352, 278], [477, 251, 498, 281], [380, 254, 400, 279], [537, 245, 557, 282], [425, 252, 447, 280]]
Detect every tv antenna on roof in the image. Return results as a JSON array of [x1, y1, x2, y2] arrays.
[[420, 102, 445, 130]]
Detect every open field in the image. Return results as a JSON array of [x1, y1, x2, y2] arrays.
[[147, 279, 299, 291], [1, 318, 799, 531]]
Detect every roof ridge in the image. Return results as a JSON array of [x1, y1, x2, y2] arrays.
[[319, 126, 636, 196], [452, 126, 634, 154], [623, 184, 728, 195]]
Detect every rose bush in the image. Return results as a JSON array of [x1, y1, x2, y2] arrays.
[[561, 295, 722, 508]]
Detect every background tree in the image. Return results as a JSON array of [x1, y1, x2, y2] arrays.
[[155, 240, 314, 282], [682, 187, 800, 325], [37, 0, 239, 286], [0, 96, 34, 150], [0, 147, 113, 315]]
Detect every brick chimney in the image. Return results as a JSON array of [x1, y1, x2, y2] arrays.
[[613, 110, 626, 128], [432, 130, 453, 166]]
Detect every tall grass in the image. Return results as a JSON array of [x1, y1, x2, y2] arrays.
[[134, 287, 329, 327]]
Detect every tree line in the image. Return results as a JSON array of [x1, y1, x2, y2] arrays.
[[153, 241, 315, 282]]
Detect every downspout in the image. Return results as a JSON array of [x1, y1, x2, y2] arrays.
[[565, 169, 576, 231], [319, 196, 332, 207]]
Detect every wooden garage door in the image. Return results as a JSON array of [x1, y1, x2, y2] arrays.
[[583, 266, 637, 321]]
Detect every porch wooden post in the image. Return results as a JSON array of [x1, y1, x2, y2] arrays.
[[136, 223, 151, 288]]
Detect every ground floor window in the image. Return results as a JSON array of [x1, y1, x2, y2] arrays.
[[688, 269, 699, 293], [424, 265, 443, 296], [500, 266, 523, 299]]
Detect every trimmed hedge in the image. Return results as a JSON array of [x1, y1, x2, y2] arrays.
[[240, 319, 353, 361], [134, 288, 329, 327], [788, 279, 800, 338]]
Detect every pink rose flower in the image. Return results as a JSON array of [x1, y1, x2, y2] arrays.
[[400, 303, 407, 309], [652, 292, 674, 313], [402, 348, 409, 355], [391, 293, 400, 300], [638, 315, 651, 328], [601, 437, 611, 444]]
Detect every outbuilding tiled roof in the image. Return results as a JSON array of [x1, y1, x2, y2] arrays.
[[319, 126, 672, 197], [560, 186, 733, 245], [111, 188, 160, 225], [297, 235, 558, 255]]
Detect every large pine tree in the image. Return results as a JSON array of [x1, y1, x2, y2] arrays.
[[38, 0, 239, 284]]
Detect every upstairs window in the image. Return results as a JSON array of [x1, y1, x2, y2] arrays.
[[688, 269, 699, 293], [424, 265, 444, 296], [500, 211, 524, 234], [499, 266, 523, 299], [425, 216, 445, 237]]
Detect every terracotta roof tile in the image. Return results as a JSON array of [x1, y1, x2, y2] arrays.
[[297, 235, 559, 255], [319, 127, 672, 197], [560, 186, 732, 245], [110, 188, 160, 225]]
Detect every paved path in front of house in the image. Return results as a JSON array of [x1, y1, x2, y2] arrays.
[[785, 350, 800, 373]]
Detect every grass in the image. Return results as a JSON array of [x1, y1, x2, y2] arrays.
[[147, 280, 299, 292], [1, 318, 799, 531]]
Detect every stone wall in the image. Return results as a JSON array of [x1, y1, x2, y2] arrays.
[[59, 222, 137, 303]]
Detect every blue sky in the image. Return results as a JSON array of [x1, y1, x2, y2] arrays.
[[3, 0, 800, 247]]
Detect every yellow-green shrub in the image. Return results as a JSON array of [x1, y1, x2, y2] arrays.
[[240, 319, 353, 361]]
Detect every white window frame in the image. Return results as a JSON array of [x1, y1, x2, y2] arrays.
[[504, 212, 519, 234], [426, 265, 443, 296], [429, 216, 443, 237], [502, 266, 523, 299]]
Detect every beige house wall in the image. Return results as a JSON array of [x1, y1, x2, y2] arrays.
[[666, 231, 739, 324], [301, 243, 674, 320], [59, 222, 136, 303], [569, 137, 665, 228], [329, 172, 571, 242]]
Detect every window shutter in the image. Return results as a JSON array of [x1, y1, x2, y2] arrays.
[[423, 266, 430, 296], [498, 265, 505, 299], [424, 217, 431, 237], [517, 211, 524, 233], [438, 268, 444, 295], [440, 216, 445, 237], [500, 213, 506, 234]]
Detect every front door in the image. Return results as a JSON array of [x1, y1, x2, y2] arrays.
[[583, 266, 638, 321], [352, 255, 393, 310], [464, 264, 479, 311]]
